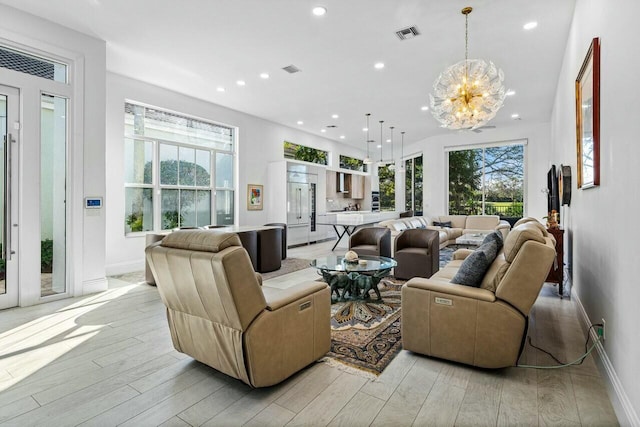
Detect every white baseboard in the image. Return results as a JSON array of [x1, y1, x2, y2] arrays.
[[574, 290, 640, 427], [105, 260, 145, 276], [82, 277, 108, 295]]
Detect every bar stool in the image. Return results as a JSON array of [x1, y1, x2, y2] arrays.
[[236, 230, 258, 271], [263, 223, 287, 260], [257, 228, 282, 273]]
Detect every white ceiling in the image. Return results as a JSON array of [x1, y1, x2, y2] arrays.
[[1, 0, 576, 147]]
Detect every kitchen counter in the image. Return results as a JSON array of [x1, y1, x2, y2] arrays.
[[334, 211, 398, 225], [317, 211, 400, 250]]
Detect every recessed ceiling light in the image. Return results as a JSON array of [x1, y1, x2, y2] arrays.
[[421, 106, 429, 111], [506, 90, 516, 96], [312, 6, 327, 16], [511, 113, 520, 119], [340, 135, 345, 139], [236, 80, 246, 86], [260, 73, 269, 79], [331, 114, 339, 119], [362, 127, 368, 132], [297, 121, 304, 125], [216, 87, 225, 92], [374, 62, 385, 69], [321, 129, 326, 133], [377, 144, 382, 148], [523, 21, 538, 30], [386, 139, 391, 143]]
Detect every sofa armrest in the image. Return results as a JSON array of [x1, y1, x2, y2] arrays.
[[496, 222, 511, 231], [262, 282, 329, 311], [404, 278, 496, 302], [453, 249, 474, 260]]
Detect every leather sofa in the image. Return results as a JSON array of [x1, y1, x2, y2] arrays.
[[379, 215, 511, 249], [401, 221, 556, 368], [146, 230, 331, 387]]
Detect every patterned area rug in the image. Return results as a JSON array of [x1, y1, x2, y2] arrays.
[[260, 258, 311, 280], [327, 281, 403, 375], [325, 246, 455, 375]]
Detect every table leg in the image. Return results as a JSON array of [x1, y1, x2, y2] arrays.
[[330, 225, 350, 251]]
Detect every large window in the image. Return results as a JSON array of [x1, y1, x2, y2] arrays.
[[124, 103, 235, 234], [378, 165, 395, 211], [404, 155, 423, 215], [448, 142, 525, 218]]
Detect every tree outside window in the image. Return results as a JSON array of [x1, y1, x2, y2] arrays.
[[448, 144, 524, 219], [405, 155, 423, 215], [379, 165, 395, 211]]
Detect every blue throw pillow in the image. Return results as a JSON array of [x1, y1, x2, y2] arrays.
[[482, 230, 504, 250], [451, 241, 498, 287]]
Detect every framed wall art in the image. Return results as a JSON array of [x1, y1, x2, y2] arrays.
[[575, 37, 600, 189], [247, 184, 263, 210]]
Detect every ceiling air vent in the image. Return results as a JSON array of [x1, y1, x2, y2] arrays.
[[282, 64, 301, 74], [395, 26, 420, 40], [326, 125, 337, 128]]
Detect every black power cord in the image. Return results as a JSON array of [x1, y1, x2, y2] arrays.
[[517, 323, 603, 369]]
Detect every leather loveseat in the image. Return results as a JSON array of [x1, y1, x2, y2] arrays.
[[146, 230, 330, 387], [401, 221, 556, 368], [379, 215, 511, 249]]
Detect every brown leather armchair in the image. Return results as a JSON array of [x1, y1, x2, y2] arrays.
[[146, 230, 330, 387], [349, 226, 391, 257], [394, 228, 439, 280], [401, 222, 556, 368]]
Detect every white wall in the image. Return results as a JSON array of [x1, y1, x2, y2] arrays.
[[404, 122, 552, 220], [0, 4, 107, 300], [105, 73, 366, 274], [550, 0, 640, 423]]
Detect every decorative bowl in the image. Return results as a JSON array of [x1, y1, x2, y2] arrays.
[[344, 250, 359, 263]]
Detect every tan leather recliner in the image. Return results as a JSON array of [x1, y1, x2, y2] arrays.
[[146, 230, 331, 387], [401, 222, 556, 368]]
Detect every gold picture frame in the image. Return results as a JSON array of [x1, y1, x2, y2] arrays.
[[247, 184, 263, 210], [575, 37, 600, 189]]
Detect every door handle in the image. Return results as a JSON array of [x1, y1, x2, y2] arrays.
[[3, 133, 12, 260]]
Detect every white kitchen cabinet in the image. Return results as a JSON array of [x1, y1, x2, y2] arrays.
[[350, 174, 365, 199]]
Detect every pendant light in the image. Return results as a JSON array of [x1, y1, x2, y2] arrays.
[[388, 126, 396, 171], [399, 131, 406, 173], [363, 113, 372, 164], [377, 120, 385, 166]]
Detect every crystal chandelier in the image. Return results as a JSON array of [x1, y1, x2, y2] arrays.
[[429, 7, 506, 130]]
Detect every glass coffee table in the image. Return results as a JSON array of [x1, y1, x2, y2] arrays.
[[310, 255, 397, 302]]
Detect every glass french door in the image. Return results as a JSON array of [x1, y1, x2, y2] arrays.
[[0, 85, 19, 309], [40, 93, 67, 297]]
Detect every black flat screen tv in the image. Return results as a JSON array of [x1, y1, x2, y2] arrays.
[[547, 165, 560, 213]]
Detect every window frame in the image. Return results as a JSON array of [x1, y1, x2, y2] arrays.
[[404, 153, 423, 215], [124, 102, 236, 235], [445, 139, 527, 217]]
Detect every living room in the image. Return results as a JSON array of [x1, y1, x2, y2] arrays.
[[0, 0, 638, 425]]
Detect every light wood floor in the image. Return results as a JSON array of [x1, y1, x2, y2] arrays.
[[0, 240, 619, 426]]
